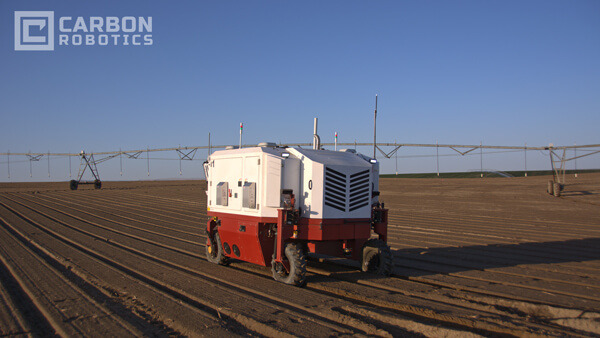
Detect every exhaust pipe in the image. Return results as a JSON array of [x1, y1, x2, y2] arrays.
[[312, 117, 321, 150]]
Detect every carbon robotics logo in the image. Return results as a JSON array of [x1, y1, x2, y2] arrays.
[[14, 11, 54, 51]]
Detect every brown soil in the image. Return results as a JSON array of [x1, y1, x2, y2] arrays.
[[0, 174, 599, 336]]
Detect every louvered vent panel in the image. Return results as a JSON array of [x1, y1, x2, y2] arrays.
[[324, 167, 371, 213], [349, 169, 370, 211], [324, 167, 346, 211]]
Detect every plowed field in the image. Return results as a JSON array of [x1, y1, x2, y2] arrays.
[[1, 174, 599, 337]]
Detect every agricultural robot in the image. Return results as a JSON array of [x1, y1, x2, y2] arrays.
[[203, 125, 392, 286]]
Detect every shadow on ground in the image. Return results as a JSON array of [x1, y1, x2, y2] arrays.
[[309, 237, 600, 281]]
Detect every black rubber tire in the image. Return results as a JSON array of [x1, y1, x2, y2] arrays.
[[94, 179, 102, 190], [553, 182, 561, 197], [361, 239, 393, 276], [205, 232, 229, 265], [272, 242, 306, 287], [547, 180, 554, 195], [69, 180, 78, 190]]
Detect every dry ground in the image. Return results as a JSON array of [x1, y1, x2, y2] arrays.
[[0, 174, 599, 337]]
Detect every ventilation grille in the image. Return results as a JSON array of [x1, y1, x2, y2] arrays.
[[349, 169, 370, 211], [324, 167, 346, 212], [324, 167, 371, 212]]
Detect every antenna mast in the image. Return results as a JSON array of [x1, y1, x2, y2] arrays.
[[373, 94, 378, 158]]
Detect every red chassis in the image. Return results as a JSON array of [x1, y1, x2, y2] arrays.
[[206, 205, 388, 270]]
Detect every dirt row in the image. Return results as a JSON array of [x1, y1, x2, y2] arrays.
[[0, 174, 599, 336]]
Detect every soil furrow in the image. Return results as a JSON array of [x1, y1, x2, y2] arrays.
[[0, 198, 395, 336]]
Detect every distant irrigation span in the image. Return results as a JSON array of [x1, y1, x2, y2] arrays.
[[1, 142, 599, 192]]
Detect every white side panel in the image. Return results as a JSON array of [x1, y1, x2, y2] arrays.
[[210, 157, 243, 212], [311, 162, 324, 217], [298, 160, 324, 218], [263, 155, 282, 208]]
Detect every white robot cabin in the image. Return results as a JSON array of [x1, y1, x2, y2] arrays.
[[204, 123, 392, 286]]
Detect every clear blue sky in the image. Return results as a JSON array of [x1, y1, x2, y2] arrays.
[[1, 1, 599, 181]]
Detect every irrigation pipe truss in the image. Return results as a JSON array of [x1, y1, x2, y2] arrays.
[[1, 143, 599, 183], [1, 142, 599, 159]]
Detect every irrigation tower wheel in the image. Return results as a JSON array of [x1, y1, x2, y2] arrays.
[[272, 242, 307, 286], [547, 180, 554, 195], [553, 182, 562, 197], [361, 239, 393, 276], [206, 232, 229, 265], [69, 180, 78, 190], [94, 179, 102, 189]]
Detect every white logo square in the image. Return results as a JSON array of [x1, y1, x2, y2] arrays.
[[14, 11, 54, 51]]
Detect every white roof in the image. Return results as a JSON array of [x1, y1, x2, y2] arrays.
[[289, 148, 371, 168], [210, 146, 287, 158], [211, 146, 372, 168]]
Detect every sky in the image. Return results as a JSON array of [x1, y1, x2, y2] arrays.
[[1, 0, 599, 181]]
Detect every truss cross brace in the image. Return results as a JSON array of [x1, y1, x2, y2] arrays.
[[176, 148, 198, 160]]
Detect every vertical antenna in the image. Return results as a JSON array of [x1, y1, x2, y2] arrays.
[[239, 123, 243, 149], [373, 94, 378, 159], [335, 132, 338, 151], [208, 132, 211, 157]]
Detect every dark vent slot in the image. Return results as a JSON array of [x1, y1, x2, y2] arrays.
[[350, 169, 369, 178], [325, 175, 346, 189], [325, 187, 345, 200], [350, 173, 369, 182], [326, 167, 346, 179], [325, 195, 345, 207], [326, 172, 345, 184], [349, 201, 369, 211], [350, 179, 369, 191], [349, 190, 369, 201], [325, 202, 346, 212], [350, 170, 370, 178], [325, 200, 346, 211], [349, 195, 369, 205]]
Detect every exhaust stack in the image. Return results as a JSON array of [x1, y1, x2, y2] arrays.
[[312, 117, 321, 150]]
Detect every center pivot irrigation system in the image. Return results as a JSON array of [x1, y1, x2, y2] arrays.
[[3, 141, 599, 195], [2, 96, 599, 197]]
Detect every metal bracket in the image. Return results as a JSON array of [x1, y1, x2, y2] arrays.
[[375, 145, 402, 159], [449, 146, 479, 156], [123, 151, 143, 159]]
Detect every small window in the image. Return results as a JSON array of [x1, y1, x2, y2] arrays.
[[243, 182, 256, 209], [216, 182, 228, 206]]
